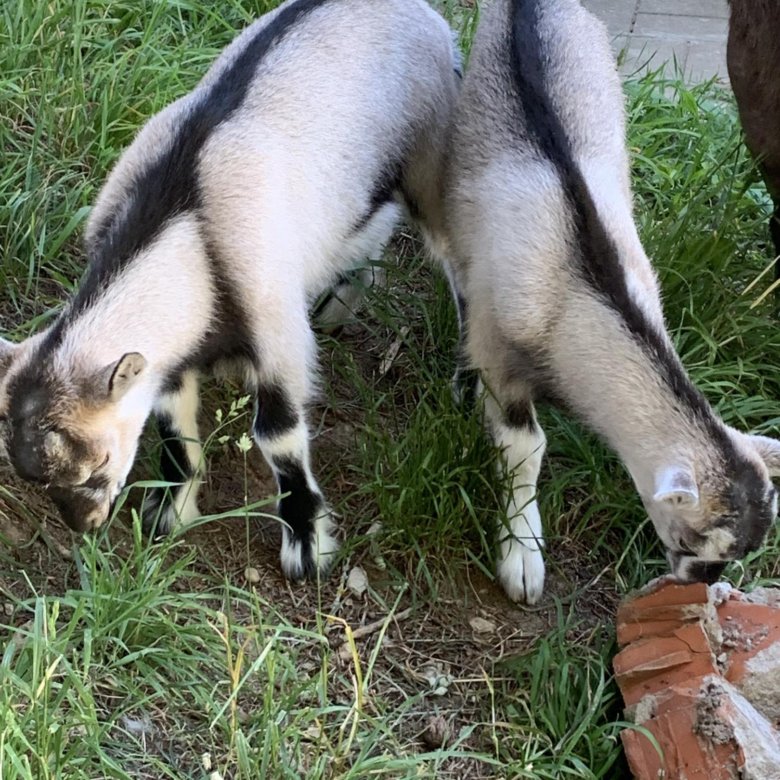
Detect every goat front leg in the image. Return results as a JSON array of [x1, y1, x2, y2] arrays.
[[249, 305, 339, 580], [143, 370, 203, 536], [484, 386, 547, 604]]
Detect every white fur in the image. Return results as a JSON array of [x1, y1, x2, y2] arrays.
[[280, 508, 340, 579], [58, 215, 214, 377], [315, 203, 398, 332], [494, 418, 547, 605], [256, 421, 309, 462]]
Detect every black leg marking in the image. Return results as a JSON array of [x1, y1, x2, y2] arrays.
[[453, 366, 479, 409], [312, 273, 355, 320], [275, 456, 324, 579], [504, 399, 535, 430], [142, 414, 193, 537], [455, 292, 468, 328], [158, 414, 192, 482], [254, 384, 299, 440], [451, 291, 479, 408]]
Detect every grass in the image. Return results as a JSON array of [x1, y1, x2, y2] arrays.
[[2, 1, 780, 778]]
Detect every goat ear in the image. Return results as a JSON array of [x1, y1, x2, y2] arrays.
[[749, 434, 780, 477], [88, 352, 147, 403], [653, 466, 700, 507], [0, 337, 18, 377]]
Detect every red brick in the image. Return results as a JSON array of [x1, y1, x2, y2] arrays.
[[614, 623, 718, 707], [614, 581, 780, 779], [718, 598, 780, 686]]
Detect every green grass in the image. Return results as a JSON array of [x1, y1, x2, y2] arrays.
[[2, 1, 780, 778]]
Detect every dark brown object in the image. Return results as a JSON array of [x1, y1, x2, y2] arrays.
[[728, 0, 780, 268]]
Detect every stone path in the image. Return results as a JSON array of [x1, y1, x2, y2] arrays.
[[582, 0, 730, 83]]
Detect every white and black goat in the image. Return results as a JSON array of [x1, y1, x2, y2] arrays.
[[0, 0, 460, 580], [436, 0, 780, 603]]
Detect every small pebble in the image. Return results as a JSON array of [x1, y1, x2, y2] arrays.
[[244, 566, 261, 584], [422, 715, 450, 749], [469, 616, 496, 634], [347, 566, 368, 597]]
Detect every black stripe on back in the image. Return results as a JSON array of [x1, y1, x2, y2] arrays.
[[506, 0, 733, 450], [49, 0, 331, 344]]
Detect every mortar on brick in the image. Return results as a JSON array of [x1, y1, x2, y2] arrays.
[[739, 642, 780, 724], [714, 680, 780, 780], [695, 680, 735, 745]]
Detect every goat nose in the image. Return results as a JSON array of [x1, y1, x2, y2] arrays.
[[9, 440, 47, 483]]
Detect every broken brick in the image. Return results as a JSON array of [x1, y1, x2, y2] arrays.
[[614, 581, 780, 780]]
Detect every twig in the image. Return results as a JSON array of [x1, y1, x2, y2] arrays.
[[337, 607, 413, 661], [32, 519, 73, 560], [378, 326, 410, 377]]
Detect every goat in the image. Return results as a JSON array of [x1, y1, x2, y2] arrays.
[[727, 0, 780, 269], [0, 0, 460, 581], [435, 0, 780, 604]]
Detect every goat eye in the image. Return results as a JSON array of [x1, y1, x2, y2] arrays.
[[678, 538, 694, 554], [99, 453, 110, 469]]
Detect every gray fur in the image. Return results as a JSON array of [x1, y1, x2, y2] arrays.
[[433, 0, 780, 603]]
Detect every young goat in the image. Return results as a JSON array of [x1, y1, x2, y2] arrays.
[[727, 0, 780, 268], [436, 0, 780, 604], [0, 0, 460, 580]]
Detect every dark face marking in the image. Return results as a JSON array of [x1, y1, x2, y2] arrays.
[[668, 551, 727, 585], [719, 461, 776, 558], [254, 384, 299, 440], [4, 382, 95, 487], [48, 484, 108, 533], [5, 386, 51, 481], [505, 1, 733, 455]]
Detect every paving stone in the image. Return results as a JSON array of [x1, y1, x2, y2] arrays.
[[685, 39, 728, 80], [638, 0, 729, 19], [582, 0, 638, 36], [614, 35, 687, 77], [633, 12, 728, 41]]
